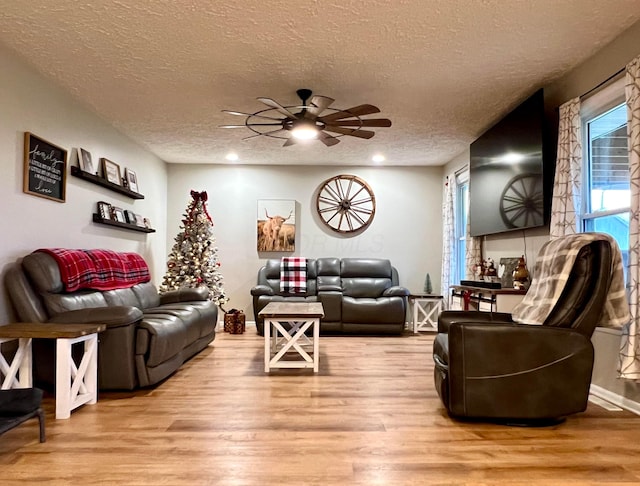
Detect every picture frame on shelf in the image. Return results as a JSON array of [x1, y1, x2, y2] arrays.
[[135, 214, 145, 227], [101, 158, 121, 185], [111, 207, 126, 223], [97, 201, 111, 220], [79, 148, 97, 175], [143, 217, 151, 229], [124, 168, 139, 193], [124, 210, 137, 225]]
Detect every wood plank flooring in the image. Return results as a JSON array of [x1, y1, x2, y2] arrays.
[[1, 328, 639, 485]]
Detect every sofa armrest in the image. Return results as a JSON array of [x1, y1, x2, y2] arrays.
[[382, 286, 409, 297], [251, 285, 274, 296], [48, 306, 143, 329], [438, 310, 513, 333], [160, 286, 209, 303]]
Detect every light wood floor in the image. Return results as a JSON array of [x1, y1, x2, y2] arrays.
[[2, 328, 640, 485]]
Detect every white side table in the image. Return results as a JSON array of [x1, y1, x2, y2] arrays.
[[409, 294, 443, 333], [0, 322, 106, 419]]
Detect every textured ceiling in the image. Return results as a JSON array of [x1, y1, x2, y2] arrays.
[[1, 1, 640, 166]]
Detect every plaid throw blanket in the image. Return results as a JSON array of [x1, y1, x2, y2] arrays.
[[511, 233, 630, 328], [37, 248, 150, 292], [280, 257, 307, 294]]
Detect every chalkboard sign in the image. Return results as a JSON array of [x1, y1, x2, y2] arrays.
[[23, 132, 67, 203]]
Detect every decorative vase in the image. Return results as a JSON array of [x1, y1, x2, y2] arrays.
[[513, 255, 529, 289]]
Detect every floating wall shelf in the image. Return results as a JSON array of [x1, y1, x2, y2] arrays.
[[71, 166, 144, 200], [92, 214, 155, 233]]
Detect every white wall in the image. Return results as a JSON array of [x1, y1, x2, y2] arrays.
[[166, 164, 443, 318], [0, 44, 168, 324]]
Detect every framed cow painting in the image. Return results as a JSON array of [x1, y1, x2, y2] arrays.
[[257, 199, 296, 252]]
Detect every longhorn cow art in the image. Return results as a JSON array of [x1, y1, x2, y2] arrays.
[[256, 200, 296, 252]]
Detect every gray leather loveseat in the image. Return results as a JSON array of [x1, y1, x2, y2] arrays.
[[4, 250, 218, 390], [251, 258, 409, 335]]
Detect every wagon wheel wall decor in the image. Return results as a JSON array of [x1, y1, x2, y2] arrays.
[[499, 173, 544, 229], [316, 175, 376, 233]]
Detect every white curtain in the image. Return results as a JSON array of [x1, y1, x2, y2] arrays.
[[549, 97, 582, 238], [440, 173, 457, 309], [620, 55, 640, 380], [464, 213, 482, 279]]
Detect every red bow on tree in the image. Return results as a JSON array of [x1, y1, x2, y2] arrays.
[[191, 190, 208, 202], [188, 190, 213, 224]]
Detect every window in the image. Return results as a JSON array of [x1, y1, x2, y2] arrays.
[[581, 77, 629, 279], [454, 171, 469, 283]]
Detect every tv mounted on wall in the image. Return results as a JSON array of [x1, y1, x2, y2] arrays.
[[469, 89, 554, 237]]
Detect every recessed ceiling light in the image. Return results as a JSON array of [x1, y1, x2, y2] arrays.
[[225, 152, 239, 161], [372, 154, 385, 163]]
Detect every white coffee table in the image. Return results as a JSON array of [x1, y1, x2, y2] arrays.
[[259, 302, 324, 373]]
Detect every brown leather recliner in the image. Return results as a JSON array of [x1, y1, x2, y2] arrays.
[[433, 238, 615, 424]]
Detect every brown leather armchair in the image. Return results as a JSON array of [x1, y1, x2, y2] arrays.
[[433, 237, 618, 424]]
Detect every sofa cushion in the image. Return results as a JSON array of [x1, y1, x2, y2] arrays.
[[342, 296, 406, 324], [137, 315, 187, 367], [340, 258, 392, 278], [102, 288, 141, 308], [41, 291, 109, 316], [132, 282, 162, 309], [342, 278, 391, 298]]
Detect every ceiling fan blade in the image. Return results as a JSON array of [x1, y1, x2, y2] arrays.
[[220, 123, 282, 128], [242, 128, 286, 140], [327, 118, 392, 128], [305, 95, 335, 117], [323, 126, 375, 139], [257, 97, 298, 119], [317, 131, 340, 146], [319, 104, 381, 122], [222, 110, 284, 121]]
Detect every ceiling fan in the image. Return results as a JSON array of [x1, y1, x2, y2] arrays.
[[220, 88, 392, 147]]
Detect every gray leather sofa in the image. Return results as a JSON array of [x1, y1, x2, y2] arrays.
[[4, 251, 218, 390], [251, 258, 409, 335]]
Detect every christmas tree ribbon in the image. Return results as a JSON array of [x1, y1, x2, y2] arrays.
[[190, 190, 213, 223]]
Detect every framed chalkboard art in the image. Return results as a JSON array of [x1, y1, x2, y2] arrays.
[[23, 132, 67, 203]]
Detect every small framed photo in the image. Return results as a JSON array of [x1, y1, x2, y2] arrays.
[[124, 168, 139, 193], [79, 148, 97, 175], [135, 214, 145, 227], [97, 201, 111, 220], [100, 158, 122, 185], [124, 210, 137, 225], [111, 207, 126, 223]]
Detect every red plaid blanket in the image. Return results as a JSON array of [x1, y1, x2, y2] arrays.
[[36, 248, 150, 292], [280, 257, 307, 294]]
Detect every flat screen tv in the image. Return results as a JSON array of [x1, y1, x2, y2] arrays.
[[469, 89, 554, 237]]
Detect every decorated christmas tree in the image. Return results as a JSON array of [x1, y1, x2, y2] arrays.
[[160, 190, 227, 307]]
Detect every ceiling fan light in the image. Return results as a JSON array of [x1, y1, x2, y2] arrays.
[[291, 125, 318, 140]]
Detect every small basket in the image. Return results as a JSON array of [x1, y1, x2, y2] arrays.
[[224, 309, 246, 334]]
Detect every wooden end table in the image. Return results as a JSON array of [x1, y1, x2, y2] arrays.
[[0, 322, 106, 419], [408, 294, 443, 333], [259, 302, 324, 373]]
